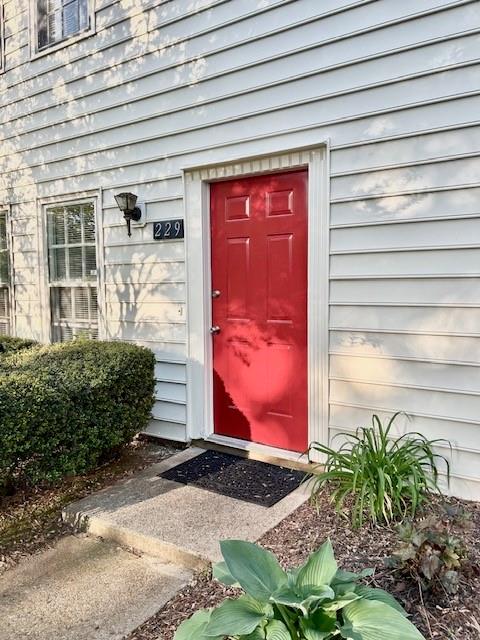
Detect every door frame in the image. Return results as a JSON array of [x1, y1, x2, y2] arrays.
[[183, 143, 330, 457]]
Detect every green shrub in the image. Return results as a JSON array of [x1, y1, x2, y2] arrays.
[[174, 538, 426, 639], [307, 413, 450, 528], [0, 335, 37, 353], [387, 515, 467, 595], [0, 339, 155, 491]]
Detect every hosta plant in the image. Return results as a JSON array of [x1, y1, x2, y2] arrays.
[[307, 413, 450, 528], [174, 538, 426, 639], [387, 515, 466, 594]]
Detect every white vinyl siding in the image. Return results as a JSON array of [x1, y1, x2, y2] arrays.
[[47, 201, 98, 342], [0, 211, 11, 335], [36, 0, 89, 51], [1, 0, 479, 497]]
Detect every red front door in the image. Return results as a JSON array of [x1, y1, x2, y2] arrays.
[[210, 170, 308, 452]]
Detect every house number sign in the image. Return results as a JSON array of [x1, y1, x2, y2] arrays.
[[153, 219, 184, 240]]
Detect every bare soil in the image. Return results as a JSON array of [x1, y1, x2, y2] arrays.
[[127, 492, 480, 640], [0, 438, 178, 574]]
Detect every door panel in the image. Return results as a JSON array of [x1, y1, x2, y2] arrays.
[[211, 170, 308, 452]]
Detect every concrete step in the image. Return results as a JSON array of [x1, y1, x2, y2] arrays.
[[0, 535, 192, 640], [63, 447, 308, 570]]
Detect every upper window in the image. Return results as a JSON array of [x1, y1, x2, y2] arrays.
[[0, 211, 11, 336], [37, 0, 90, 51], [46, 201, 98, 342]]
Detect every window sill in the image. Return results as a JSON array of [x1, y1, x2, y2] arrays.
[[30, 26, 96, 62]]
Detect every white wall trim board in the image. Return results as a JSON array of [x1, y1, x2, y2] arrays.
[[183, 143, 330, 452]]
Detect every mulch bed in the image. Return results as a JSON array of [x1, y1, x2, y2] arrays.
[[0, 438, 179, 574], [127, 492, 480, 640]]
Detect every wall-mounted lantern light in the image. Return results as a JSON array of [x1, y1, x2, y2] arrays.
[[114, 192, 142, 237]]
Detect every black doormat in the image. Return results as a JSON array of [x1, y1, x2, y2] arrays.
[[160, 450, 305, 507]]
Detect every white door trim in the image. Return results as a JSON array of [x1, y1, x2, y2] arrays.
[[183, 143, 330, 452]]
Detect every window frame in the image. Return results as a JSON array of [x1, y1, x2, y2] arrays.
[[30, 0, 95, 59], [40, 194, 105, 343], [0, 206, 15, 336]]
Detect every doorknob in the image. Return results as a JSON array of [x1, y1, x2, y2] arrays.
[[210, 325, 221, 335], [212, 290, 221, 298]]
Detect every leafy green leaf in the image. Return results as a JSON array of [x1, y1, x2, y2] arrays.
[[174, 609, 222, 640], [322, 592, 360, 612], [204, 596, 268, 637], [241, 626, 267, 640], [354, 585, 407, 616], [220, 540, 287, 601], [341, 600, 426, 640], [300, 609, 337, 640], [332, 568, 373, 585], [296, 539, 338, 589], [265, 619, 291, 640], [213, 560, 240, 587], [272, 584, 334, 614]]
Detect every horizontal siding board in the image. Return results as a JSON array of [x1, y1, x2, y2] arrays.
[[330, 248, 480, 276], [13, 269, 36, 286], [104, 262, 185, 285], [330, 305, 480, 335], [143, 419, 187, 441], [12, 236, 36, 252], [12, 251, 38, 270], [331, 379, 480, 423], [330, 330, 480, 365], [331, 218, 480, 252], [330, 278, 480, 305], [152, 400, 187, 424], [117, 340, 186, 362], [106, 302, 185, 323], [155, 381, 186, 404], [107, 321, 186, 342], [331, 155, 480, 201], [330, 186, 480, 227], [104, 239, 185, 264], [154, 362, 187, 383], [332, 123, 480, 175], [105, 282, 185, 304], [330, 354, 480, 394], [14, 316, 44, 341]]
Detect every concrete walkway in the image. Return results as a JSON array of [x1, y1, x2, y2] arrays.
[[0, 447, 307, 640], [0, 535, 191, 640], [64, 447, 308, 567]]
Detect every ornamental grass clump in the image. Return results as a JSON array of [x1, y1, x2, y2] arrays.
[[174, 538, 426, 639], [307, 413, 450, 528]]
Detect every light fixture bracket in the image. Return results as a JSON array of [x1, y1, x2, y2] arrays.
[[114, 192, 143, 237]]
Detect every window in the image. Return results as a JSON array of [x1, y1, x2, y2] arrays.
[[37, 0, 90, 51], [47, 201, 98, 342], [0, 211, 11, 335]]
